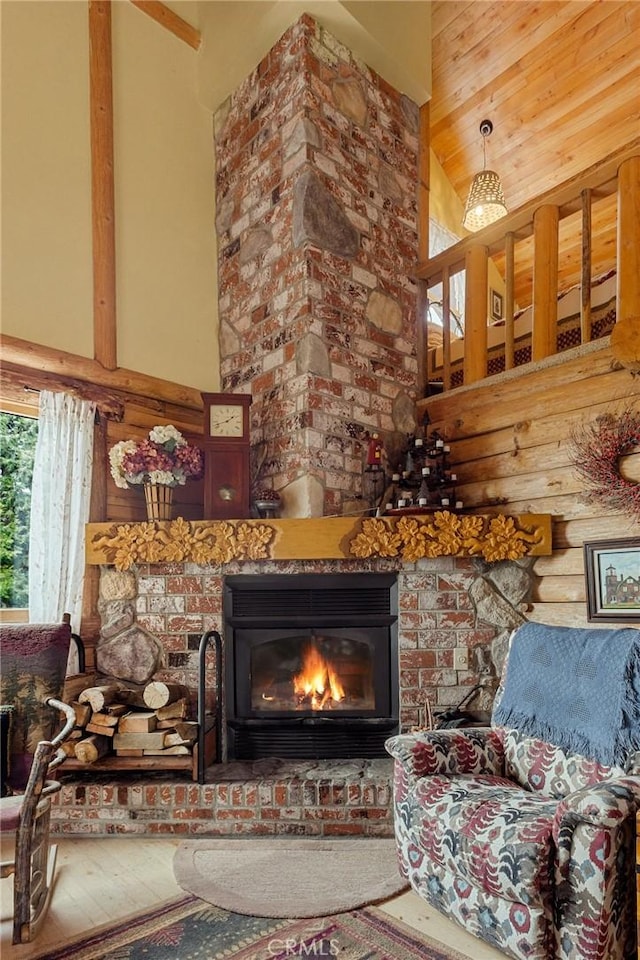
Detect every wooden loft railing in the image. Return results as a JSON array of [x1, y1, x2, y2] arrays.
[[417, 144, 640, 394]]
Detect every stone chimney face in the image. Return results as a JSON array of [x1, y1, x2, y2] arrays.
[[214, 14, 419, 518]]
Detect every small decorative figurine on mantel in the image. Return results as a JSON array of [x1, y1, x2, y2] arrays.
[[362, 432, 387, 513], [366, 433, 383, 467]]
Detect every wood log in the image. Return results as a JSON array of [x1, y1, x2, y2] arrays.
[[63, 673, 97, 701], [143, 745, 190, 756], [116, 688, 149, 709], [86, 721, 116, 738], [104, 703, 129, 717], [617, 156, 640, 326], [532, 204, 559, 360], [164, 726, 197, 747], [118, 711, 157, 733], [172, 721, 198, 742], [62, 729, 83, 758], [532, 574, 585, 603], [114, 748, 144, 757], [78, 684, 121, 712], [113, 731, 167, 750], [463, 244, 488, 384], [71, 701, 92, 728], [155, 697, 189, 721], [129, 0, 201, 50], [143, 682, 189, 710], [610, 315, 640, 371], [90, 712, 121, 727], [74, 734, 111, 763], [164, 732, 187, 747]]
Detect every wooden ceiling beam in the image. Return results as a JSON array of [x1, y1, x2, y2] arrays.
[[129, 1, 201, 50], [0, 335, 203, 411], [89, 0, 117, 371]]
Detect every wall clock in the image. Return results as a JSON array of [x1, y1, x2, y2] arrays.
[[201, 392, 252, 520]]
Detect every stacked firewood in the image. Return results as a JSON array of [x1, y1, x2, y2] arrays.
[[64, 681, 198, 763]]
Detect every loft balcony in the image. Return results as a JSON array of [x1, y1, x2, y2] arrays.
[[418, 144, 640, 397]]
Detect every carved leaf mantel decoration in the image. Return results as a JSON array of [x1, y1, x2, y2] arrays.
[[349, 512, 544, 563], [88, 512, 550, 571], [91, 517, 278, 571]]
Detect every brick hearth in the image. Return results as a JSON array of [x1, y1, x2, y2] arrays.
[[54, 759, 393, 838]]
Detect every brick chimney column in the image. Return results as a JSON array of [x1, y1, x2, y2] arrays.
[[214, 14, 419, 517]]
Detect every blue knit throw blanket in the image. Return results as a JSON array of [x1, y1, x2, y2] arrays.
[[493, 622, 640, 766]]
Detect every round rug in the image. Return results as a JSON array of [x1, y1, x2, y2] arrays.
[[173, 837, 408, 918]]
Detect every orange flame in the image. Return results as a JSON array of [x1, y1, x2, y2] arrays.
[[293, 642, 345, 710]]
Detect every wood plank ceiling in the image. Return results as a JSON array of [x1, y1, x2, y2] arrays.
[[430, 0, 640, 306]]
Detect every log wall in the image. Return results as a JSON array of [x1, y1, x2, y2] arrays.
[[418, 338, 640, 628]]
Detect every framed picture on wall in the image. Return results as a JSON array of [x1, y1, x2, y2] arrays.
[[490, 289, 503, 322], [583, 538, 640, 622]]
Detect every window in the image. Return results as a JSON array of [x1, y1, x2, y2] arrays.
[[0, 406, 38, 619], [428, 218, 466, 337]]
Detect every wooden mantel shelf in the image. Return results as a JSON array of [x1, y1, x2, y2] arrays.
[[86, 512, 552, 571]]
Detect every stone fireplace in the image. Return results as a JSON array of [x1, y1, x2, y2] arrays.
[[90, 548, 540, 745]]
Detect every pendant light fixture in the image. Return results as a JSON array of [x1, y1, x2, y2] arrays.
[[462, 119, 508, 232]]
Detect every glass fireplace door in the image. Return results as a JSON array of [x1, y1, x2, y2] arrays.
[[234, 627, 390, 719]]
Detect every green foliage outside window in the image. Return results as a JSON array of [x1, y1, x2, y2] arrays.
[[0, 412, 38, 608]]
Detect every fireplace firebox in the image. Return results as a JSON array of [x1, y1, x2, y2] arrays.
[[223, 573, 399, 760]]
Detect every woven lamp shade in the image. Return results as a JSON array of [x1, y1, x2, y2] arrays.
[[462, 169, 508, 232]]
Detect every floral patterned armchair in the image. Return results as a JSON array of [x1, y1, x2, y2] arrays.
[[386, 622, 640, 960]]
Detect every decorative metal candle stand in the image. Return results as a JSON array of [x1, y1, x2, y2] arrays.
[[253, 492, 281, 519]]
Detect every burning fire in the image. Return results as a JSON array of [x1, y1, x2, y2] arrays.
[[293, 641, 345, 710]]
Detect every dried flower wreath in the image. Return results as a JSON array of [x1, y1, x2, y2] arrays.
[[568, 408, 640, 520]]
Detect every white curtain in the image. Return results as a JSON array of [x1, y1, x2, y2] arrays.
[[28, 391, 96, 634]]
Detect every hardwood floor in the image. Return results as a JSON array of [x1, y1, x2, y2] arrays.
[[1, 838, 506, 959]]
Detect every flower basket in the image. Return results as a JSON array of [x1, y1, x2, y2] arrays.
[[109, 425, 203, 522], [144, 482, 173, 522]]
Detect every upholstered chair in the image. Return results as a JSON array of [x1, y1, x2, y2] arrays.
[[386, 622, 640, 960], [0, 617, 83, 792]]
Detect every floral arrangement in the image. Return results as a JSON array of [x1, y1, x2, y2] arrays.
[[109, 425, 203, 489], [568, 408, 640, 519]]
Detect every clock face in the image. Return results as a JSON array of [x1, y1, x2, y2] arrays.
[[209, 404, 244, 438]]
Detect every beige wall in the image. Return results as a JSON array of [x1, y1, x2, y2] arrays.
[[197, 0, 431, 112], [112, 1, 218, 389], [430, 151, 464, 239], [1, 1, 93, 357], [1, 0, 219, 391]]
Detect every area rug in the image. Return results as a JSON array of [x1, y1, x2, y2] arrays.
[[173, 837, 408, 917], [39, 895, 470, 960]]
